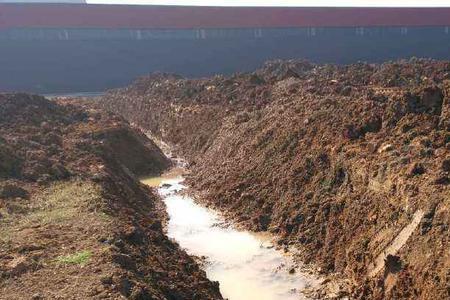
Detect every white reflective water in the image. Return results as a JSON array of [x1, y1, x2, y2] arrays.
[[43, 92, 105, 99], [142, 171, 319, 300]]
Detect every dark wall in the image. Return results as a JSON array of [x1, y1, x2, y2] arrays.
[[1, 27, 449, 93]]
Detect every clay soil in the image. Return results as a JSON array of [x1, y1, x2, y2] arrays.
[[98, 58, 450, 299], [0, 94, 223, 300]]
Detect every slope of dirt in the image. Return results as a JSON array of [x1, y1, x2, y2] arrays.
[[0, 94, 223, 300], [98, 58, 450, 299]]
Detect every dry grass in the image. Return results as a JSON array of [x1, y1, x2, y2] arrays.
[[0, 179, 105, 250], [22, 180, 103, 227], [0, 227, 12, 248]]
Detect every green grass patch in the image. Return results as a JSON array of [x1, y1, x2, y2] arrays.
[[56, 250, 92, 265]]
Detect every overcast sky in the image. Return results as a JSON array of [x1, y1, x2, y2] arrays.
[[88, 0, 450, 6]]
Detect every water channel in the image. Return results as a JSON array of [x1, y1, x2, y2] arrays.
[[142, 167, 320, 300]]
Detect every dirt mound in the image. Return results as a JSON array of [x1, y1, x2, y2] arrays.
[[256, 59, 315, 81], [0, 94, 222, 299], [98, 58, 450, 299]]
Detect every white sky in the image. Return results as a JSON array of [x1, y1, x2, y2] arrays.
[[88, 0, 450, 7]]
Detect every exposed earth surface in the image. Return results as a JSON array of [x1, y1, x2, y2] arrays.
[[98, 58, 450, 300], [0, 58, 449, 300], [0, 94, 222, 299]]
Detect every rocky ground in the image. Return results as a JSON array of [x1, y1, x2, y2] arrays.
[[0, 94, 223, 299], [98, 58, 450, 299]]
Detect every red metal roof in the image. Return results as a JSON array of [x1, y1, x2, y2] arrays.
[[1, 4, 450, 29]]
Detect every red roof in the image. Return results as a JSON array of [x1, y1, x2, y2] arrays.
[[1, 4, 450, 29]]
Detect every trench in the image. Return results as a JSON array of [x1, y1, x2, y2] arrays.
[[141, 165, 321, 300]]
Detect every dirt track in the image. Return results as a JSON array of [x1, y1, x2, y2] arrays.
[[98, 58, 450, 299], [0, 94, 223, 299]]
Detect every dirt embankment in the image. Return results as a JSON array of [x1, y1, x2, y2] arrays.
[[0, 94, 223, 300], [98, 58, 450, 299]]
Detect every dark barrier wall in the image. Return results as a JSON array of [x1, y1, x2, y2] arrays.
[[1, 27, 449, 93]]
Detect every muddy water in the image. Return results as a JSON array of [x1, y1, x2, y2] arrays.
[[141, 168, 319, 300]]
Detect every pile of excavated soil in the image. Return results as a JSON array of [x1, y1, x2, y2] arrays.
[[0, 94, 223, 299], [98, 58, 450, 299]]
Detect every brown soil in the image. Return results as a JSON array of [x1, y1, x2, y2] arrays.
[[0, 94, 223, 299], [98, 58, 450, 299]]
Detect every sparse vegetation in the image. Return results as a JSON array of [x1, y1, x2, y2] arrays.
[[0, 94, 222, 300], [0, 180, 104, 256], [21, 180, 103, 227], [0, 228, 12, 248]]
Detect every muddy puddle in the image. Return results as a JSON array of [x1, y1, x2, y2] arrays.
[[141, 168, 320, 300]]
